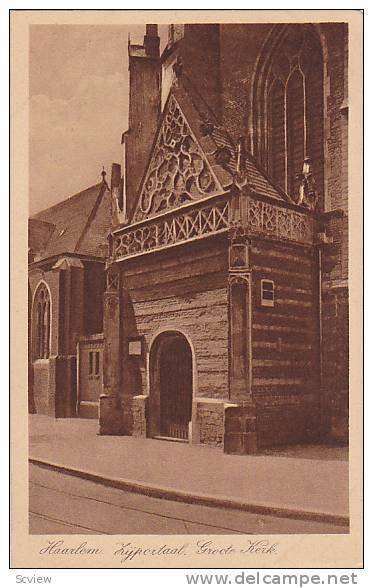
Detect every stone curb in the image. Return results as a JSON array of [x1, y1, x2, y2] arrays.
[[29, 457, 349, 528]]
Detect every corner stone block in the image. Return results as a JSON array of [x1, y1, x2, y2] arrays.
[[99, 394, 125, 435], [223, 403, 258, 454], [132, 395, 149, 438], [48, 355, 76, 418], [195, 400, 224, 446]]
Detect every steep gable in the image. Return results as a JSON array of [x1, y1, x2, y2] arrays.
[[132, 93, 227, 223], [132, 83, 289, 224]]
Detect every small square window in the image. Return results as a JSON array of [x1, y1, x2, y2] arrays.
[[261, 280, 275, 307]]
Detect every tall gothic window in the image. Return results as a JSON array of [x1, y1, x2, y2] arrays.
[[254, 25, 324, 203], [33, 283, 51, 360]]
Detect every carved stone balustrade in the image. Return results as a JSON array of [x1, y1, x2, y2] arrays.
[[112, 194, 230, 261], [111, 193, 313, 262], [246, 198, 313, 244]]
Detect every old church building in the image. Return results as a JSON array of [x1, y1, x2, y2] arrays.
[[28, 179, 111, 417], [29, 22, 349, 454]]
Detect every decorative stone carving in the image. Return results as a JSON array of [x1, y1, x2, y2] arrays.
[[200, 119, 215, 137], [172, 56, 184, 79], [113, 196, 229, 260], [295, 157, 319, 210], [113, 192, 311, 262], [229, 273, 251, 285], [228, 225, 251, 271], [106, 266, 120, 291], [232, 137, 248, 190], [228, 224, 251, 242], [246, 198, 312, 244], [133, 95, 222, 222]]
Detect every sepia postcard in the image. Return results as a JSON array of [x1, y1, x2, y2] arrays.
[[10, 9, 363, 569]]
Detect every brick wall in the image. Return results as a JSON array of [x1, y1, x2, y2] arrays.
[[318, 24, 349, 443], [256, 395, 317, 448], [220, 24, 271, 140], [321, 23, 348, 213], [83, 263, 105, 335], [251, 239, 319, 395], [29, 269, 60, 416], [178, 25, 222, 121], [321, 287, 349, 442], [33, 360, 50, 414], [251, 236, 320, 446], [29, 261, 94, 417], [77, 334, 104, 418], [29, 269, 61, 357], [126, 47, 161, 220]]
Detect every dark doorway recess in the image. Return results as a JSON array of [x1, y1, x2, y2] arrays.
[[149, 331, 193, 441]]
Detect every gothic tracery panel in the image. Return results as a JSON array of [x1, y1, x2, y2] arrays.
[[246, 199, 312, 244], [133, 95, 222, 222]]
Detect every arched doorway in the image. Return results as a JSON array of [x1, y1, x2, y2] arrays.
[[149, 331, 193, 441]]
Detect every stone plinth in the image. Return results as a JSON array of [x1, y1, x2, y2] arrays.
[[99, 394, 124, 435], [132, 395, 149, 438], [195, 399, 224, 446], [223, 402, 258, 454]]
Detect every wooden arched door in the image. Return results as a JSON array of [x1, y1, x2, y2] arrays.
[[150, 332, 193, 441]]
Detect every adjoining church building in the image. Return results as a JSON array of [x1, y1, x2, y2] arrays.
[[29, 22, 349, 454], [28, 180, 111, 418]]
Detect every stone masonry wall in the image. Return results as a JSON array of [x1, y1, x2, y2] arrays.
[[132, 395, 148, 438], [120, 238, 230, 416], [196, 400, 224, 446]]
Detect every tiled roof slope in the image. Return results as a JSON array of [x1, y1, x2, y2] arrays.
[[76, 186, 112, 257], [29, 182, 112, 260], [173, 79, 289, 203], [28, 218, 55, 255]]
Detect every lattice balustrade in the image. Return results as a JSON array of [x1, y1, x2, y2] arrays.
[[112, 196, 312, 261], [113, 197, 230, 261]]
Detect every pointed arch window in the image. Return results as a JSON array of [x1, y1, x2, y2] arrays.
[[268, 80, 286, 189], [33, 283, 51, 360], [255, 25, 324, 204], [286, 69, 306, 197]]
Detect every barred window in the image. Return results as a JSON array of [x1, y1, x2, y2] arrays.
[[33, 283, 51, 360], [88, 351, 100, 377], [254, 25, 324, 203], [261, 279, 275, 307]]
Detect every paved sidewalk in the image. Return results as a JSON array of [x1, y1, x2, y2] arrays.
[[29, 414, 349, 524]]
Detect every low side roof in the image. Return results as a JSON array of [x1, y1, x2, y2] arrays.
[[29, 181, 111, 261], [28, 218, 55, 255]]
